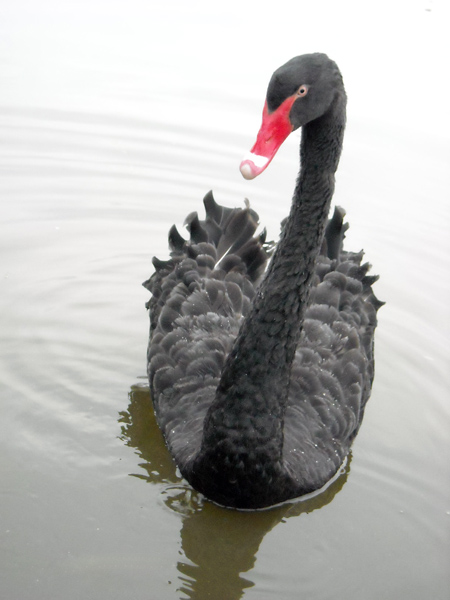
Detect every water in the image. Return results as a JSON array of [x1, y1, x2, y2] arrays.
[[1, 1, 449, 598]]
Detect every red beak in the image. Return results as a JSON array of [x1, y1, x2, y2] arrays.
[[240, 94, 297, 180]]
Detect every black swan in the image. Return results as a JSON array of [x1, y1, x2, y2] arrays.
[[144, 53, 381, 509]]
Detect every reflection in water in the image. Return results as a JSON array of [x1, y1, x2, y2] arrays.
[[119, 386, 350, 600]]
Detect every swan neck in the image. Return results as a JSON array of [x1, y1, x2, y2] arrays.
[[198, 93, 346, 476]]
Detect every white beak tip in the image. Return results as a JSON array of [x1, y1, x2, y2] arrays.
[[240, 162, 256, 180], [239, 152, 269, 180]]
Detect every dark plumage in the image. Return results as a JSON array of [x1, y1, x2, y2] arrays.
[[144, 53, 382, 509]]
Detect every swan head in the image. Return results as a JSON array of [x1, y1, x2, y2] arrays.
[[240, 53, 345, 179]]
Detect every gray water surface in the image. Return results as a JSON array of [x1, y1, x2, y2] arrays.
[[1, 1, 449, 599]]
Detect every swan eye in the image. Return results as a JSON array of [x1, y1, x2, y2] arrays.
[[296, 85, 309, 97]]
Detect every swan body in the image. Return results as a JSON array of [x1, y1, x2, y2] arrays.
[[145, 53, 381, 509]]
